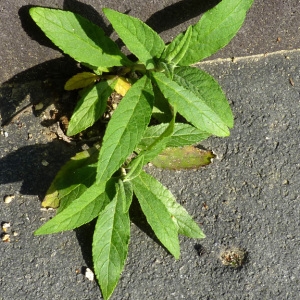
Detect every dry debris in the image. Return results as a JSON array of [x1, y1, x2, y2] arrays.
[[1, 233, 10, 243], [219, 247, 246, 268]]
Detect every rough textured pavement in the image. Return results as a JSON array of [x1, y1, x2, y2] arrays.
[[1, 1, 300, 299]]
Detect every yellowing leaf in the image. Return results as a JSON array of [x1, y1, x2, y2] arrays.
[[64, 72, 100, 90], [151, 146, 215, 170], [42, 145, 100, 208], [42, 190, 59, 208], [114, 77, 131, 96]]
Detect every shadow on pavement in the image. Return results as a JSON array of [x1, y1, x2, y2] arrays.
[[0, 141, 77, 198], [146, 0, 221, 33]]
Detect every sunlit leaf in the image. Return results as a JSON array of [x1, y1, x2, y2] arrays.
[[137, 110, 175, 163], [96, 75, 154, 183], [29, 7, 132, 69], [138, 123, 210, 150], [173, 66, 233, 128], [119, 180, 133, 213], [135, 170, 205, 238], [103, 8, 165, 69], [152, 72, 230, 136], [161, 25, 192, 65], [132, 173, 180, 259], [67, 78, 117, 136], [93, 184, 130, 300], [35, 179, 116, 235], [124, 155, 145, 182], [171, 0, 254, 65]]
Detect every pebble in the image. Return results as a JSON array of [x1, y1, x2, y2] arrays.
[[41, 160, 49, 166], [4, 195, 15, 203], [85, 268, 94, 281], [1, 233, 10, 242], [1, 222, 11, 232]]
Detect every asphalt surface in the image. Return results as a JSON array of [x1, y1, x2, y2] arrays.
[[1, 1, 300, 299]]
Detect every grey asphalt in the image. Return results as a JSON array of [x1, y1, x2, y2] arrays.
[[1, 1, 300, 299]]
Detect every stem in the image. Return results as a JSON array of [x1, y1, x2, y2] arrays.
[[132, 64, 146, 74]]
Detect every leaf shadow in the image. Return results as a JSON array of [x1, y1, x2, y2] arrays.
[[0, 141, 77, 198], [0, 57, 80, 198], [0, 57, 80, 126], [63, 0, 113, 36], [129, 197, 173, 255], [146, 0, 221, 34], [74, 220, 97, 271]]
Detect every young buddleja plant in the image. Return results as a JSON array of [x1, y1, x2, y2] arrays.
[[29, 1, 253, 299]]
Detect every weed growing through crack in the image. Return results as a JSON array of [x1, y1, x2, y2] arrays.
[[29, 0, 253, 298]]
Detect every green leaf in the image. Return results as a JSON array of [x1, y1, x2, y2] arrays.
[[103, 8, 165, 69], [136, 170, 205, 238], [93, 184, 130, 300], [152, 72, 230, 137], [56, 164, 97, 213], [137, 111, 175, 163], [29, 7, 132, 69], [35, 179, 116, 235], [161, 26, 193, 65], [96, 75, 154, 183], [118, 180, 133, 213], [152, 84, 173, 123], [64, 72, 100, 90], [173, 0, 254, 65], [173, 66, 233, 128], [124, 155, 145, 182], [151, 146, 215, 170], [67, 78, 117, 136], [42, 145, 100, 209], [157, 61, 176, 80], [132, 173, 180, 259], [138, 123, 210, 150]]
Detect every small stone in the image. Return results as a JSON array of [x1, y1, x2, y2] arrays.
[[1, 233, 10, 242], [41, 160, 49, 166], [4, 195, 15, 203], [1, 222, 11, 233], [85, 268, 94, 281], [40, 207, 54, 211]]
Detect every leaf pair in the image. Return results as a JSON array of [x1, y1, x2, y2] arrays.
[[132, 170, 205, 259]]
